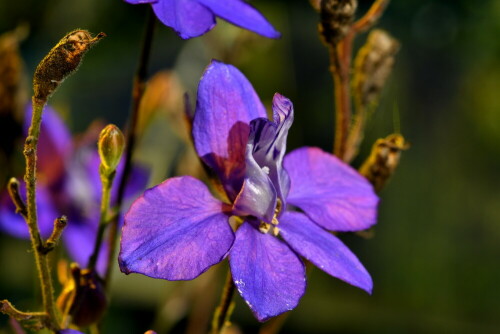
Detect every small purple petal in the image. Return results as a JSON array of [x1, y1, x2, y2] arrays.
[[249, 93, 293, 204], [124, 0, 157, 4], [119, 176, 234, 280], [0, 183, 55, 239], [193, 60, 267, 200], [229, 222, 305, 322], [197, 0, 281, 38], [24, 104, 72, 185], [232, 146, 277, 222], [279, 211, 373, 293], [58, 330, 85, 334], [152, 0, 216, 39], [285, 147, 378, 232]]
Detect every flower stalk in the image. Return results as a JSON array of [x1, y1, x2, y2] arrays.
[[210, 271, 236, 334]]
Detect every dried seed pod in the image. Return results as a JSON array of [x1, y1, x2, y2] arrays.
[[353, 29, 399, 108], [33, 30, 105, 102], [359, 133, 408, 192], [319, 0, 358, 45]]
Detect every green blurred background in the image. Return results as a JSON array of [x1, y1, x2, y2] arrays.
[[1, 0, 500, 333]]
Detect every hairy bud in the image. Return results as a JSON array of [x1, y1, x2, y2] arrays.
[[353, 29, 399, 108], [359, 133, 409, 192], [57, 263, 107, 327], [319, 0, 358, 45], [33, 29, 105, 102], [98, 124, 125, 174]]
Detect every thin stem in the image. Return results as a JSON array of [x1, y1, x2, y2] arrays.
[[352, 0, 390, 33], [24, 97, 60, 330], [105, 8, 156, 284], [210, 271, 236, 334], [88, 171, 114, 270]]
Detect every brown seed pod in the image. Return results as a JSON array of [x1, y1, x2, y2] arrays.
[[353, 29, 400, 108], [319, 0, 358, 45], [359, 133, 409, 192], [33, 30, 105, 102]]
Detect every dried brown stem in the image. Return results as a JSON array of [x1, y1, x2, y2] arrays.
[[7, 177, 27, 219]]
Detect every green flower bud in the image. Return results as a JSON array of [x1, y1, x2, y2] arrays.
[[98, 124, 125, 174]]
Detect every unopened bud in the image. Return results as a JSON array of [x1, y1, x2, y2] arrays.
[[353, 29, 399, 108], [319, 0, 358, 45], [98, 124, 125, 174], [57, 263, 107, 327], [359, 133, 409, 192], [33, 30, 105, 102]]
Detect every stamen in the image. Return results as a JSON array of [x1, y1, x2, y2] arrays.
[[262, 166, 270, 175], [259, 221, 271, 234]]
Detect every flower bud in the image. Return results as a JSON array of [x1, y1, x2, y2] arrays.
[[57, 263, 108, 327], [98, 124, 125, 174], [353, 29, 400, 108], [33, 30, 105, 102], [359, 133, 408, 192], [319, 0, 358, 45]]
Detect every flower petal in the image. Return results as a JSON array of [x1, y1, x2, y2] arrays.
[[249, 93, 293, 205], [284, 147, 378, 231], [229, 222, 305, 322], [279, 211, 373, 293], [24, 104, 72, 186], [197, 0, 281, 38], [193, 60, 266, 200], [152, 0, 216, 39], [232, 144, 277, 223], [119, 176, 234, 280]]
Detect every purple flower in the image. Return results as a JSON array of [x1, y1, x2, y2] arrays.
[[0, 106, 148, 273], [125, 0, 280, 39], [119, 60, 378, 321]]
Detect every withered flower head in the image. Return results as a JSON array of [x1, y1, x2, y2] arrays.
[[319, 0, 358, 45], [353, 29, 400, 107], [33, 30, 105, 102], [57, 263, 108, 327], [359, 133, 409, 192]]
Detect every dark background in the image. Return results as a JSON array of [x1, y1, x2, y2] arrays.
[[1, 0, 500, 333]]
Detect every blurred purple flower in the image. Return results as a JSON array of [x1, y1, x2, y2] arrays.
[[124, 0, 280, 39], [119, 60, 378, 321], [0, 106, 148, 274]]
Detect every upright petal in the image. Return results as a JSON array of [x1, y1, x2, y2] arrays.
[[279, 211, 373, 293], [119, 176, 234, 280], [197, 0, 281, 38], [229, 222, 305, 322], [285, 147, 378, 232], [24, 104, 72, 185], [193, 60, 266, 200], [249, 94, 293, 204], [151, 0, 216, 39]]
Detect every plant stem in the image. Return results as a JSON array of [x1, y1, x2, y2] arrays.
[[88, 171, 114, 271], [24, 97, 60, 330], [105, 8, 155, 284], [210, 271, 236, 334]]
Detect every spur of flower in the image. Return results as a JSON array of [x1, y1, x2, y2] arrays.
[[124, 0, 280, 39], [119, 60, 378, 321], [0, 105, 148, 273]]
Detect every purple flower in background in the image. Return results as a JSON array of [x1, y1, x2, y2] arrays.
[[119, 60, 378, 321], [0, 106, 148, 273], [125, 0, 280, 39]]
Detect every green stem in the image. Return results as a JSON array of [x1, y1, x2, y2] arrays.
[[210, 271, 235, 334], [24, 97, 60, 330], [105, 7, 156, 285], [88, 171, 114, 271]]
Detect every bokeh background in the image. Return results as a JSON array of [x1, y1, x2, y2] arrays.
[[1, 0, 500, 333]]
